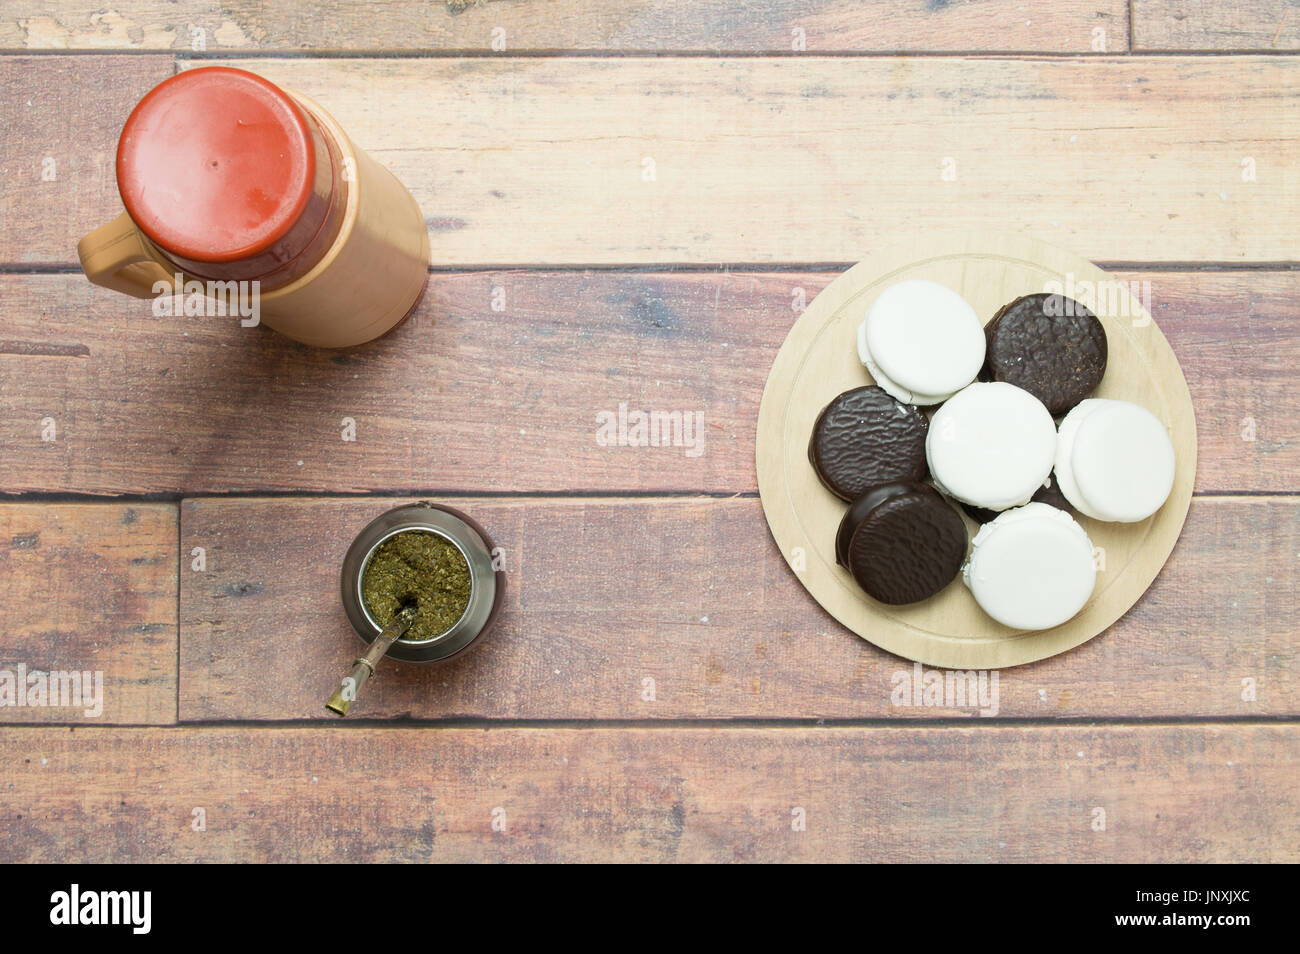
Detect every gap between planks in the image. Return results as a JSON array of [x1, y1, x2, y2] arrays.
[[2, 717, 1295, 730], [1, 488, 1293, 510], [5, 263, 1300, 274]]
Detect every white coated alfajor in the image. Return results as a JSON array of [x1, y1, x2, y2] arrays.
[[1054, 399, 1176, 523], [1052, 398, 1108, 519], [962, 503, 1097, 630], [857, 321, 956, 405], [856, 279, 985, 406], [926, 382, 1057, 510]]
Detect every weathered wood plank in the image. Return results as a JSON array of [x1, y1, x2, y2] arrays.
[[0, 1, 1129, 53], [178, 496, 1296, 722], [1, 271, 1294, 495], [1159, 270, 1298, 492], [0, 55, 175, 265], [0, 724, 1292, 862], [164, 56, 1300, 265], [0, 504, 177, 725], [4, 56, 1294, 266], [1134, 0, 1300, 51]]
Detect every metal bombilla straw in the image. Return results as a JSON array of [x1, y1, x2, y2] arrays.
[[326, 602, 418, 717]]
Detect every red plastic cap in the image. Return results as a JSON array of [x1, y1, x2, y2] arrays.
[[116, 67, 315, 263]]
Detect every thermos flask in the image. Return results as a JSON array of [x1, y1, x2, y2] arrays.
[[76, 66, 429, 348]]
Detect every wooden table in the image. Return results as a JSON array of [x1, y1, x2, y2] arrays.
[[0, 1, 1295, 863]]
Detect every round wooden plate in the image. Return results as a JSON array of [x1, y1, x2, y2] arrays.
[[756, 233, 1196, 668]]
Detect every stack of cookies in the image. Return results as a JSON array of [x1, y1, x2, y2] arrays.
[[809, 279, 1176, 631]]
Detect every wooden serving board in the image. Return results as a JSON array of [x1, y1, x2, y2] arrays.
[[756, 233, 1197, 669]]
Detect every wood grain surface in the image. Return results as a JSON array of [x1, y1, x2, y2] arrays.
[[0, 504, 177, 725], [5, 55, 1290, 266], [0, 270, 1293, 495], [178, 496, 1296, 722], [14, 0, 1292, 54], [1, 724, 1293, 863], [0, 55, 174, 265], [0, 4, 1295, 865], [1133, 1, 1300, 51], [0, 1, 1129, 53]]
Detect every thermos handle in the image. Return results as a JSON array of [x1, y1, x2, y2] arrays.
[[76, 212, 173, 299]]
